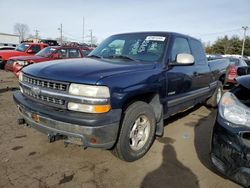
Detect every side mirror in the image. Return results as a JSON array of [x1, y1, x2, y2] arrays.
[[52, 53, 59, 59], [176, 53, 194, 65], [27, 49, 34, 53], [237, 66, 250, 76]]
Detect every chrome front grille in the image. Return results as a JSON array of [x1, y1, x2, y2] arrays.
[[23, 75, 67, 91], [23, 88, 65, 106], [21, 74, 69, 108]]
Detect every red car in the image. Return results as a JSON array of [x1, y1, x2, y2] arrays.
[[0, 43, 48, 69], [225, 58, 248, 85], [5, 46, 92, 77]]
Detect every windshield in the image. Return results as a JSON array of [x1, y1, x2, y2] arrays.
[[15, 43, 30, 52], [89, 34, 167, 62], [36, 47, 57, 57]]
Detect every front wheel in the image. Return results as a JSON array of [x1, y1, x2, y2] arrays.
[[0, 61, 5, 70], [206, 81, 223, 108], [112, 101, 156, 162]]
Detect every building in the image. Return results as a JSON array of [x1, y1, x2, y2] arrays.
[[22, 37, 39, 43], [0, 33, 20, 47]]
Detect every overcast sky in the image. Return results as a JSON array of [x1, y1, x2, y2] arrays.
[[0, 0, 249, 44]]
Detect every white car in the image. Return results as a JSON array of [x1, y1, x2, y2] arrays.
[[0, 46, 16, 50]]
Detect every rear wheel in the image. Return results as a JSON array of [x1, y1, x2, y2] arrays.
[[206, 81, 223, 108], [112, 101, 156, 162]]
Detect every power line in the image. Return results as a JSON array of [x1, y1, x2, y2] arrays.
[[62, 31, 82, 41], [34, 29, 39, 40], [196, 28, 242, 37], [57, 24, 63, 45], [89, 29, 93, 47], [82, 16, 85, 43]]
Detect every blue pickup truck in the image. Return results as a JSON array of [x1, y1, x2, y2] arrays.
[[14, 32, 224, 161]]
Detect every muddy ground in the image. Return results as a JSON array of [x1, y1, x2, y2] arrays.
[[0, 71, 240, 188]]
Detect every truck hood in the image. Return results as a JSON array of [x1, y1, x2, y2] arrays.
[[0, 50, 27, 59], [23, 58, 156, 84], [10, 55, 48, 62]]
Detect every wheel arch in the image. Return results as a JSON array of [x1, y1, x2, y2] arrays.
[[121, 92, 164, 137]]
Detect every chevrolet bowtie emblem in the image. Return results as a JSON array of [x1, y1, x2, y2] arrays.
[[31, 86, 41, 95]]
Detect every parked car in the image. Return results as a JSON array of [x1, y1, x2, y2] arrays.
[[39, 39, 59, 46], [14, 32, 225, 162], [5, 45, 90, 77], [0, 43, 48, 69], [208, 58, 230, 85], [244, 58, 250, 66], [211, 66, 250, 187], [0, 46, 16, 50], [206, 54, 224, 61], [225, 57, 248, 85]]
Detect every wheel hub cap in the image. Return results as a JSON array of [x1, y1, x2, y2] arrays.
[[129, 115, 150, 151]]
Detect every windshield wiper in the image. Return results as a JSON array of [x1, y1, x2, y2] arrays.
[[88, 54, 101, 58], [104, 55, 137, 61]]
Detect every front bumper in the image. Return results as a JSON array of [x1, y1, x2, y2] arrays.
[[4, 63, 13, 72], [211, 114, 250, 187], [13, 91, 122, 149], [5, 61, 22, 77]]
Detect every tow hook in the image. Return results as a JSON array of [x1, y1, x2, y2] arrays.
[[48, 134, 56, 143], [63, 137, 87, 149], [17, 118, 25, 125]]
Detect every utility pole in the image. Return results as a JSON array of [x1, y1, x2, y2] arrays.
[[90, 29, 93, 47], [241, 26, 249, 56], [58, 24, 63, 45], [82, 16, 85, 44], [34, 29, 39, 42]]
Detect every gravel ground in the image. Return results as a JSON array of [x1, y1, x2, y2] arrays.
[[0, 70, 240, 188]]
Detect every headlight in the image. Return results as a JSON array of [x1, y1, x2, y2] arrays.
[[69, 83, 110, 98], [19, 72, 23, 82], [16, 60, 28, 66], [219, 92, 250, 126], [68, 83, 111, 113]]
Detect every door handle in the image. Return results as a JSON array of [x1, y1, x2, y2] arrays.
[[193, 72, 198, 77]]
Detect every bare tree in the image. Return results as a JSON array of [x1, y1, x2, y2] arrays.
[[14, 23, 29, 41]]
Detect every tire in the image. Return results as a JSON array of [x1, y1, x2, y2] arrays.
[[112, 101, 156, 162], [0, 61, 5, 70], [206, 81, 223, 108]]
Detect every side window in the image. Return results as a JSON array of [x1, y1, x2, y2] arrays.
[[171, 37, 191, 62], [68, 48, 81, 58], [57, 49, 68, 58], [82, 49, 91, 56], [29, 45, 41, 53], [190, 39, 206, 64]]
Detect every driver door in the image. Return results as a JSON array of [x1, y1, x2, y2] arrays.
[[165, 36, 197, 115]]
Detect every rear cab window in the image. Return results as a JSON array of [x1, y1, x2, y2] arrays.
[[189, 39, 206, 64]]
